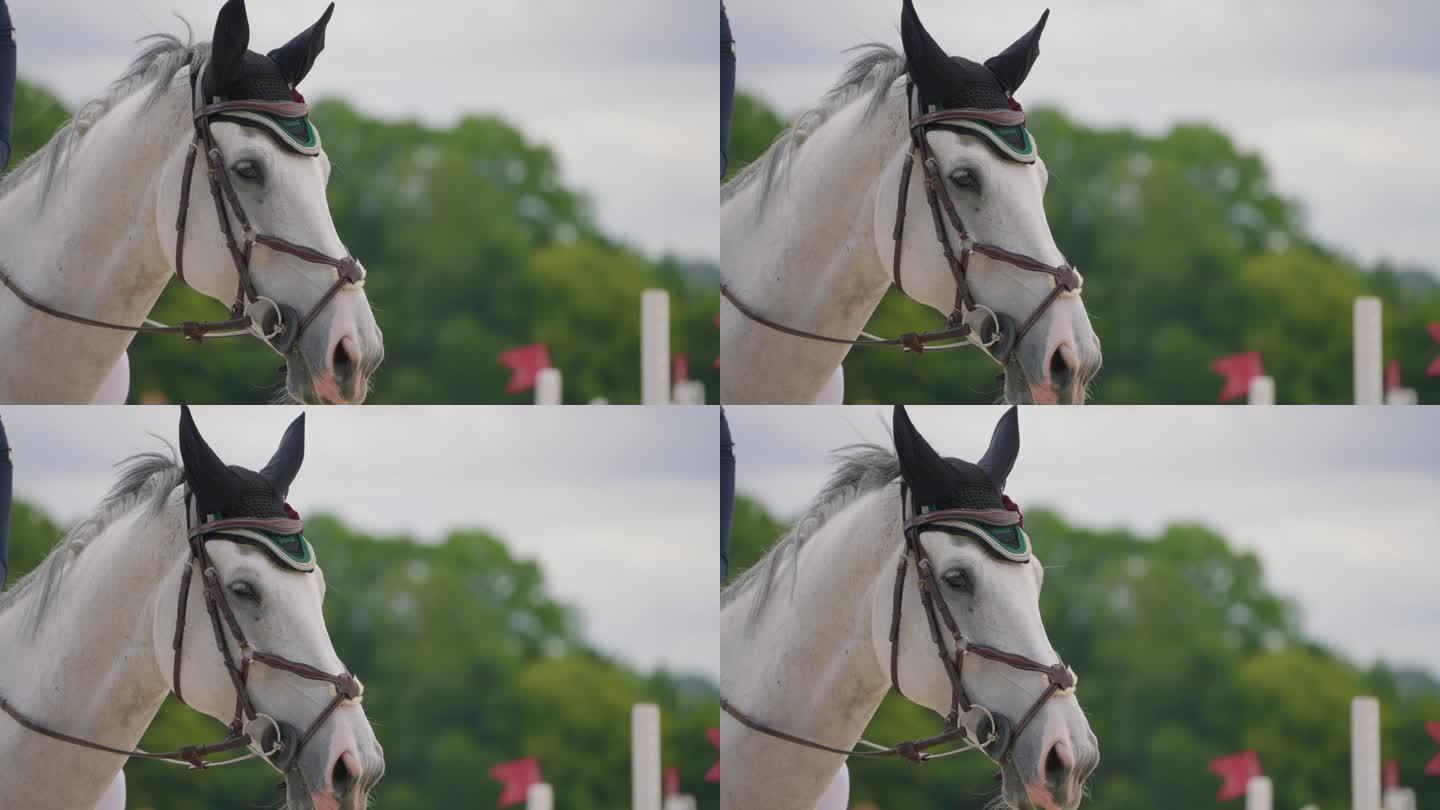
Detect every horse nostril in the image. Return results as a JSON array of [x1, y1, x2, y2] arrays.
[[331, 751, 358, 798], [1048, 343, 1075, 392], [331, 337, 357, 384], [1045, 741, 1072, 792]]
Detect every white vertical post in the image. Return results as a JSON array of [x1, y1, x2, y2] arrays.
[[1353, 696, 1381, 810], [526, 783, 553, 810], [1244, 776, 1271, 810], [663, 797, 697, 810], [1354, 297, 1383, 405], [641, 290, 670, 405], [1247, 376, 1275, 405], [535, 368, 562, 405], [1299, 806, 1319, 810], [632, 703, 662, 810], [589, 397, 610, 406]]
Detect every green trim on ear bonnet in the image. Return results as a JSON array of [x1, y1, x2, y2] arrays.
[[212, 527, 317, 572], [216, 110, 323, 156]]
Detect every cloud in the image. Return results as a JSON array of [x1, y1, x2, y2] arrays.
[[8, 0, 718, 261], [724, 0, 1440, 271], [1, 405, 721, 679], [723, 405, 1440, 674]]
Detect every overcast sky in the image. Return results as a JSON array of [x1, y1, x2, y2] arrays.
[[725, 405, 1440, 676], [727, 0, 1440, 273], [1, 406, 719, 681], [8, 0, 716, 261]]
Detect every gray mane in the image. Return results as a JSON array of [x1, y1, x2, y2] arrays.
[[721, 442, 900, 614], [0, 447, 185, 637], [721, 43, 908, 209], [0, 26, 205, 203]]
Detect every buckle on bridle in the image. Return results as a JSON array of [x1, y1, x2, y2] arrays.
[[243, 713, 285, 761], [961, 304, 1001, 349], [245, 296, 286, 342]]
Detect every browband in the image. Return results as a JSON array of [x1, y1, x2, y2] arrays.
[[189, 516, 305, 539], [198, 100, 323, 157], [190, 515, 315, 573], [906, 507, 1020, 529], [906, 505, 1030, 563]]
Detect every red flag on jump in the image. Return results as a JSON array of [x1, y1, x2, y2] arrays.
[[1386, 361, 1402, 392], [1208, 750, 1262, 801], [489, 757, 542, 808], [1385, 759, 1399, 789], [704, 728, 720, 783], [1425, 721, 1440, 776], [1211, 352, 1264, 403], [1426, 325, 1440, 377], [498, 344, 552, 395], [664, 765, 680, 796], [673, 353, 689, 383]]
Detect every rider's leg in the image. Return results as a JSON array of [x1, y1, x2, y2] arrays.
[[0, 415, 11, 588], [0, 0, 16, 170], [721, 4, 735, 176], [720, 408, 734, 581]]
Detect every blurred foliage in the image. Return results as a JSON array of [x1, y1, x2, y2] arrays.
[[727, 494, 1440, 810], [725, 91, 1440, 404], [5, 80, 719, 404], [4, 499, 719, 810]]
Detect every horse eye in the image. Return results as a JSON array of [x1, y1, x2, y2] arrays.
[[942, 568, 973, 593], [232, 159, 263, 182], [949, 168, 979, 191], [229, 580, 260, 602]]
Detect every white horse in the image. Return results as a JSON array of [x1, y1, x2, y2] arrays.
[[721, 406, 1098, 810], [0, 407, 383, 810], [721, 2, 1100, 405], [0, 0, 383, 404]]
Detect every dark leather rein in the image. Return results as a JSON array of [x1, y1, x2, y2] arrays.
[[721, 89, 1083, 364], [0, 496, 362, 771], [721, 486, 1077, 765], [0, 61, 365, 353]]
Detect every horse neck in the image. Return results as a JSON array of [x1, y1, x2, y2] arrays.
[[720, 486, 902, 809], [720, 88, 910, 403], [0, 83, 189, 402], [0, 497, 185, 807]]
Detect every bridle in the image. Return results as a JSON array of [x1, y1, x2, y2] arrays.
[[720, 85, 1083, 364], [0, 58, 365, 353], [0, 494, 362, 772], [721, 482, 1077, 766]]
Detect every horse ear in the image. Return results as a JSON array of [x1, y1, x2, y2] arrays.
[[984, 9, 1048, 95], [267, 2, 334, 88], [260, 413, 306, 500], [900, 0, 958, 109], [178, 406, 236, 496], [977, 406, 1021, 493], [893, 405, 952, 506], [206, 0, 251, 99]]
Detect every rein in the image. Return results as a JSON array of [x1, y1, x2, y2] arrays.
[[0, 60, 365, 353], [720, 485, 1077, 767], [0, 497, 362, 772], [721, 86, 1083, 365]]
